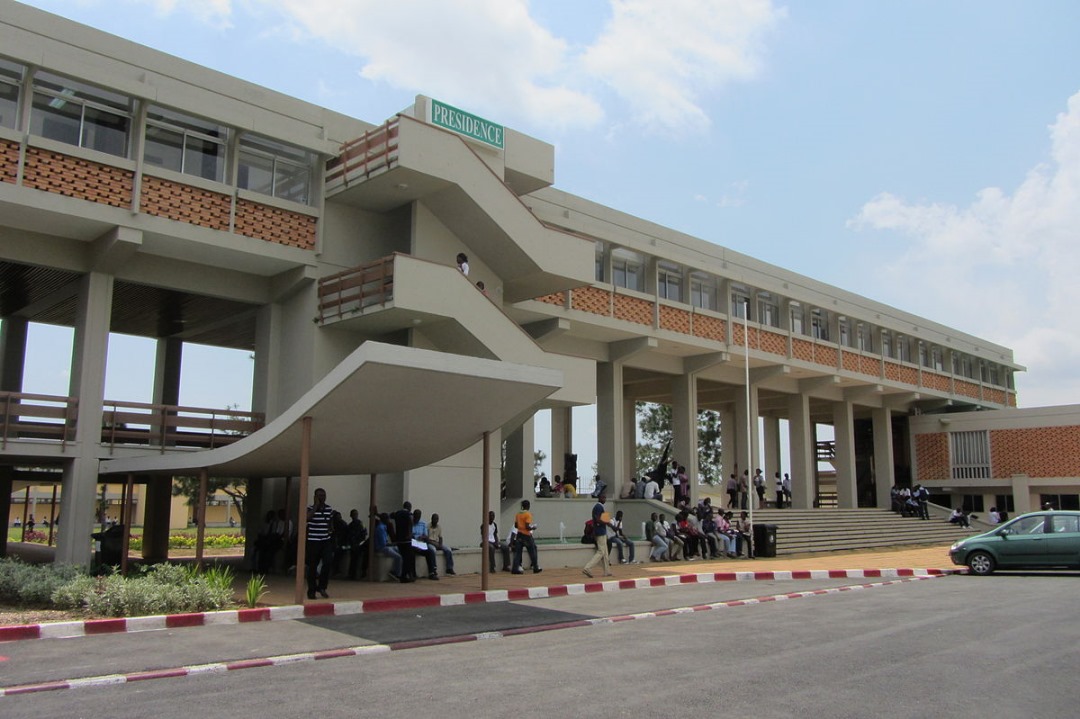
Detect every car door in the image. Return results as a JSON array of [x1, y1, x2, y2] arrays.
[[995, 514, 1049, 567], [1043, 514, 1080, 566]]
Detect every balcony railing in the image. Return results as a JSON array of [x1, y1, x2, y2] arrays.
[[0, 392, 78, 449], [318, 254, 395, 324], [101, 401, 264, 453], [325, 119, 400, 191]]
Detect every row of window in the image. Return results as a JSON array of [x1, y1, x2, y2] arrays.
[[596, 242, 1010, 387], [0, 58, 316, 205]]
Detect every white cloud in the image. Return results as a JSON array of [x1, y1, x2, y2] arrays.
[[582, 0, 786, 132], [848, 91, 1080, 408], [137, 0, 783, 133]]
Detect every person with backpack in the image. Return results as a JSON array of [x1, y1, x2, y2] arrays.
[[582, 492, 613, 578]]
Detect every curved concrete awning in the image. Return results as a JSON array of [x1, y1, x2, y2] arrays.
[[99, 342, 562, 478]]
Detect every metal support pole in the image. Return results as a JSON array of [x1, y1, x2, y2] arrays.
[[294, 416, 312, 605], [481, 431, 490, 592], [195, 468, 208, 570]]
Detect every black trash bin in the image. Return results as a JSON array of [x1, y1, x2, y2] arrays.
[[753, 523, 778, 558], [92, 524, 124, 570]]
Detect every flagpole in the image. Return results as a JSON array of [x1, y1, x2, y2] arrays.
[[744, 298, 754, 558]]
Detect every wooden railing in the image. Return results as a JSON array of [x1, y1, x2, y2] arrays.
[[318, 254, 395, 323], [0, 392, 78, 449], [325, 118, 400, 190], [100, 401, 264, 453]]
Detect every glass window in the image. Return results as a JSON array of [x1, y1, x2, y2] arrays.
[[611, 248, 644, 292], [594, 241, 606, 282], [690, 271, 714, 310], [1005, 515, 1046, 536], [810, 309, 828, 340], [931, 347, 944, 371], [0, 59, 23, 130], [657, 261, 682, 302], [857, 323, 872, 352], [144, 106, 227, 182], [30, 71, 131, 157], [731, 285, 750, 319], [1051, 514, 1080, 533], [758, 293, 779, 327], [790, 303, 804, 335], [881, 331, 891, 358], [238, 134, 315, 205], [838, 317, 850, 347], [896, 335, 909, 362]]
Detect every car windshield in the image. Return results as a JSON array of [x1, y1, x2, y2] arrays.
[[1004, 516, 1046, 535]]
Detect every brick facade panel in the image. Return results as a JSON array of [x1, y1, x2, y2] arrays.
[[898, 366, 919, 385], [923, 371, 950, 392], [692, 314, 725, 342], [813, 345, 838, 367], [0, 139, 17, 184], [235, 199, 316, 250], [841, 352, 859, 372], [792, 338, 813, 362], [915, 433, 950, 481], [570, 286, 611, 316], [859, 355, 881, 377], [659, 305, 691, 334], [991, 426, 1080, 478], [22, 148, 133, 207], [612, 294, 652, 325], [954, 379, 980, 399], [760, 329, 786, 356], [140, 176, 231, 231], [535, 292, 566, 306]]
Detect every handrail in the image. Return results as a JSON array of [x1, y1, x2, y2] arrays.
[[101, 400, 264, 454], [325, 118, 400, 189], [317, 254, 396, 323], [0, 391, 78, 450]]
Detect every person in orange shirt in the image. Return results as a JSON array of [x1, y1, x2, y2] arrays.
[[511, 500, 542, 574]]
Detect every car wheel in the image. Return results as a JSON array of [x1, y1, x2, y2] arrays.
[[967, 550, 996, 576]]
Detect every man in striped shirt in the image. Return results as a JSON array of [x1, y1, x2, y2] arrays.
[[306, 488, 335, 599]]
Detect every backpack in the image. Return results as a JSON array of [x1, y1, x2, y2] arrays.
[[581, 519, 595, 544]]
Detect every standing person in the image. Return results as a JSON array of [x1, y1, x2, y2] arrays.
[[774, 471, 785, 509], [305, 488, 334, 599], [669, 463, 682, 506], [511, 500, 541, 574], [783, 473, 792, 507], [427, 513, 455, 576], [456, 252, 469, 276], [392, 502, 417, 581], [753, 469, 766, 509], [609, 509, 636, 564], [346, 509, 368, 580], [482, 510, 511, 572], [915, 484, 930, 520], [726, 473, 739, 509], [583, 493, 612, 578]]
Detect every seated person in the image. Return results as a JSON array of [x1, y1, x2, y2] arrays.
[[374, 513, 405, 582], [427, 512, 455, 576], [608, 509, 636, 563], [411, 509, 440, 580], [537, 474, 553, 498]]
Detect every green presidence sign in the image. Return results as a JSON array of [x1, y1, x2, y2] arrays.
[[430, 99, 504, 149]]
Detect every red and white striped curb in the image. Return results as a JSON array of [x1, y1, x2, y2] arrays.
[[0, 567, 960, 644], [0, 574, 945, 697]]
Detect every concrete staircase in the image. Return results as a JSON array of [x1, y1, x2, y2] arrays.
[[752, 508, 978, 555]]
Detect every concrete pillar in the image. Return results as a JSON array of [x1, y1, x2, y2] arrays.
[[671, 373, 697, 502], [763, 415, 782, 489], [153, 338, 183, 405], [0, 316, 28, 392], [621, 398, 636, 490], [56, 273, 112, 566], [719, 406, 736, 479], [504, 416, 534, 500], [596, 362, 626, 492], [141, 478, 173, 562], [0, 468, 11, 558], [1010, 474, 1032, 515], [872, 407, 895, 509], [787, 393, 814, 509], [833, 400, 857, 508], [252, 303, 282, 419], [550, 407, 572, 481], [733, 383, 760, 477]]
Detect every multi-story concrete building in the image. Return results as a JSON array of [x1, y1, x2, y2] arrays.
[[3, 2, 1064, 568]]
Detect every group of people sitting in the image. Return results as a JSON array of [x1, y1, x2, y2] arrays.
[[891, 484, 930, 519], [372, 502, 456, 583], [535, 473, 578, 498], [645, 499, 755, 561]]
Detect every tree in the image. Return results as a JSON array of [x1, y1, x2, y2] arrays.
[[172, 476, 247, 527], [634, 401, 724, 484]]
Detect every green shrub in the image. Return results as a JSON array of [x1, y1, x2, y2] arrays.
[[50, 563, 236, 617], [0, 558, 85, 606]]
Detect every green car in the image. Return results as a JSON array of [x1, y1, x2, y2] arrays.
[[949, 511, 1080, 575]]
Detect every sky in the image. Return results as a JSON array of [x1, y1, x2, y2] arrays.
[[12, 0, 1080, 479]]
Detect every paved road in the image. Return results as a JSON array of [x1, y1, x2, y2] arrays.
[[2, 572, 1078, 718]]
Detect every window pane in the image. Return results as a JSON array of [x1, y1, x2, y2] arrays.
[[0, 80, 17, 130], [35, 71, 129, 113], [238, 150, 274, 195], [144, 124, 184, 172], [274, 161, 310, 204], [185, 134, 225, 182], [31, 91, 81, 145], [82, 105, 129, 157]]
